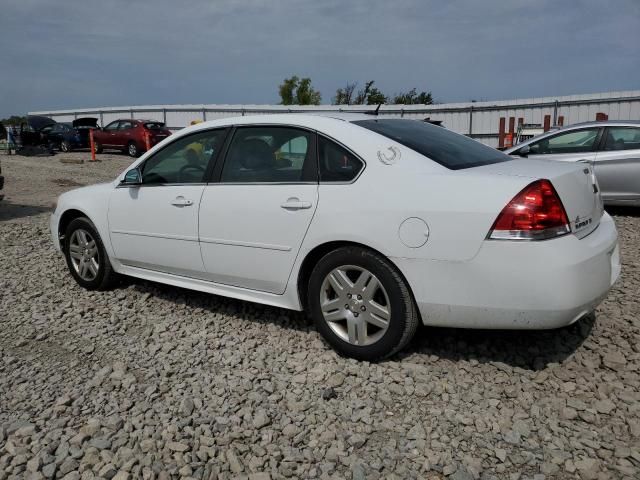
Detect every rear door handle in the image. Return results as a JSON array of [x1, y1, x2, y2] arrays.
[[281, 198, 312, 210], [171, 196, 193, 207]]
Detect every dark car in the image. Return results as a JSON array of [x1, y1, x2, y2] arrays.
[[46, 118, 99, 152], [92, 119, 172, 157]]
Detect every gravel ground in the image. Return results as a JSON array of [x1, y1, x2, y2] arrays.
[[0, 151, 639, 480]]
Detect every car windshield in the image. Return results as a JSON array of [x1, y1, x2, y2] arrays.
[[353, 119, 509, 170], [144, 122, 165, 130]]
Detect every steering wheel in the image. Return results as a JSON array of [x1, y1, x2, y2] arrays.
[[178, 164, 205, 183]]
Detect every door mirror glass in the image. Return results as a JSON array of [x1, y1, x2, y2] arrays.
[[518, 145, 530, 157], [121, 168, 142, 185]]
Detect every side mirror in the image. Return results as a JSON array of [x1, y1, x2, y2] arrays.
[[121, 168, 142, 186], [518, 145, 531, 157]]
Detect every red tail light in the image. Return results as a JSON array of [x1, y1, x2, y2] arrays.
[[488, 179, 570, 241]]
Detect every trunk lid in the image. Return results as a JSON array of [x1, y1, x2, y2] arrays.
[[475, 159, 603, 239], [72, 117, 98, 129]]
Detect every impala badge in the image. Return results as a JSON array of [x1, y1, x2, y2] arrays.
[[575, 216, 592, 230], [378, 146, 400, 165]]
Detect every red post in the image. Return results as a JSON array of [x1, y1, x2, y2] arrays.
[[557, 116, 564, 126], [543, 115, 551, 132], [508, 117, 515, 136], [518, 117, 524, 127], [144, 130, 151, 152], [89, 128, 96, 162], [596, 112, 608, 121], [498, 117, 506, 148]]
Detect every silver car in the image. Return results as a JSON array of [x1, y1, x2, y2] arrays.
[[505, 121, 640, 206]]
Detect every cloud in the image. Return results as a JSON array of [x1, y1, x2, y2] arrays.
[[1, 0, 638, 117]]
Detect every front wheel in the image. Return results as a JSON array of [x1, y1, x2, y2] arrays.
[[61, 140, 72, 152], [307, 246, 419, 361], [127, 141, 139, 157], [64, 217, 118, 290], [93, 141, 103, 154]]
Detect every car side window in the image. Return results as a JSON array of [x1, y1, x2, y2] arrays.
[[318, 136, 364, 182], [119, 121, 133, 130], [603, 127, 640, 151], [141, 129, 227, 185], [529, 128, 600, 155], [104, 121, 119, 131], [220, 127, 315, 183]]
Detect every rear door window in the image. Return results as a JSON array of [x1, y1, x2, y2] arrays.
[[602, 127, 640, 151], [354, 119, 508, 170], [220, 127, 316, 183]]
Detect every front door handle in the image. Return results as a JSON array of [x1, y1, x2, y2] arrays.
[[281, 198, 312, 210], [171, 196, 193, 207]]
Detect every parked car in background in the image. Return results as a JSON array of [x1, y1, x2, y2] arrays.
[[17, 115, 57, 154], [92, 120, 172, 157], [46, 118, 98, 152], [51, 114, 620, 360], [506, 121, 640, 206]]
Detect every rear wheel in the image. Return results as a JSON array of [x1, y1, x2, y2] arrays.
[[64, 217, 118, 290], [127, 141, 139, 157], [93, 141, 103, 154], [307, 246, 419, 361]]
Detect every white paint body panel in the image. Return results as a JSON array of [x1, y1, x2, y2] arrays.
[[51, 114, 620, 330], [198, 184, 318, 294], [108, 185, 206, 275]]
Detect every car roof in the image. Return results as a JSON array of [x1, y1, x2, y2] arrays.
[[557, 120, 640, 128]]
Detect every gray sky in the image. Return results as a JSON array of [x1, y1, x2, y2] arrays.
[[1, 0, 639, 118]]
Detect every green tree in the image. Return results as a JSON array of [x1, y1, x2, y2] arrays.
[[333, 82, 357, 105], [353, 80, 388, 105], [392, 88, 433, 105], [279, 76, 299, 106], [278, 76, 321, 105], [1, 115, 27, 126]]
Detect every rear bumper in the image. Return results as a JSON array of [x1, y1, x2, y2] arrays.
[[393, 212, 620, 329]]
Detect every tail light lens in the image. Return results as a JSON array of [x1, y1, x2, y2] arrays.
[[488, 179, 570, 241]]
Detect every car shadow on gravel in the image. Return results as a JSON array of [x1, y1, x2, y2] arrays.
[[123, 278, 595, 369], [605, 206, 640, 218], [401, 314, 595, 370], [0, 202, 51, 222], [126, 279, 313, 331]]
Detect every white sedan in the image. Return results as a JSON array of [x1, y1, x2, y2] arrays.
[[50, 114, 621, 361]]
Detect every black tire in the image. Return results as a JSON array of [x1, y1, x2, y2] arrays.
[[61, 140, 72, 152], [307, 246, 419, 361], [63, 217, 118, 290], [127, 141, 139, 157], [93, 141, 103, 154]]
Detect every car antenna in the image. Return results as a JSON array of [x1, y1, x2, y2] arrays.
[[365, 103, 383, 116]]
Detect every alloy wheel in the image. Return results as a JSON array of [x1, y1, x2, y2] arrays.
[[68, 229, 99, 281], [319, 265, 391, 346]]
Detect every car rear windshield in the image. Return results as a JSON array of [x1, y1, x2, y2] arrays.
[[144, 122, 165, 130], [353, 119, 509, 170]]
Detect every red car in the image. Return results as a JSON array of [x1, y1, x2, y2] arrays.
[[93, 119, 172, 157]]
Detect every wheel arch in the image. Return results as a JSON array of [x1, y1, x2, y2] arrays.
[[295, 240, 419, 316], [57, 208, 92, 244]]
